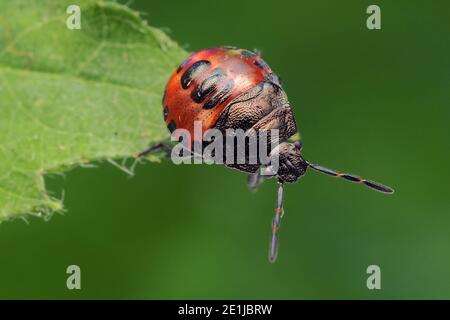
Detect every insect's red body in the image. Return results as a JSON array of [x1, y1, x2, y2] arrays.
[[163, 47, 276, 142], [150, 46, 394, 263]]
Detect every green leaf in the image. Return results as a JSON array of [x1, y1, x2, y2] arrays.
[[0, 0, 188, 221]]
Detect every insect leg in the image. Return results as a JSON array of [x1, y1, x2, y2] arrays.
[[137, 142, 172, 158], [247, 169, 267, 192], [269, 183, 284, 263]]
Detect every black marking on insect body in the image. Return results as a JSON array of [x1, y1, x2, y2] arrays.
[[241, 49, 257, 58], [181, 60, 211, 89], [167, 120, 176, 133], [177, 53, 194, 73], [163, 106, 169, 121], [203, 79, 234, 110], [191, 68, 226, 103]]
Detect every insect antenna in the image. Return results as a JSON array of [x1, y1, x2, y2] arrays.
[[307, 162, 394, 194], [269, 183, 284, 263]]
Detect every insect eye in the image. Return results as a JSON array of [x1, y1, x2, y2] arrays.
[[294, 141, 303, 150]]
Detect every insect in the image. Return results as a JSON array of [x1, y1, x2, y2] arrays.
[[139, 46, 394, 262]]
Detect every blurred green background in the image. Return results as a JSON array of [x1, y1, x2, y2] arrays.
[[1, 0, 449, 299]]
